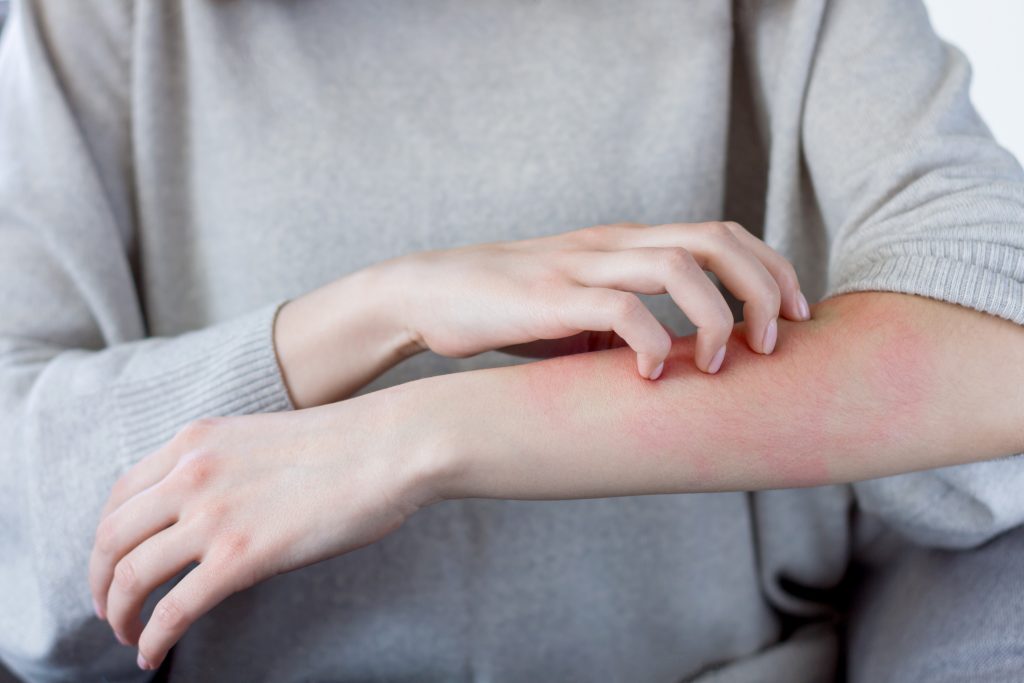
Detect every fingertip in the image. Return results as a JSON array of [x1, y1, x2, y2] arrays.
[[138, 629, 169, 672], [649, 361, 664, 381], [706, 345, 726, 374], [93, 597, 105, 621], [638, 352, 665, 380], [795, 291, 811, 321], [137, 651, 154, 670], [762, 318, 778, 355]]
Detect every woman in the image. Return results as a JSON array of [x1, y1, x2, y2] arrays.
[[1, 0, 1023, 680]]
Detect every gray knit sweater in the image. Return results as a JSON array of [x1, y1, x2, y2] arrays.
[[1, 1, 1023, 681]]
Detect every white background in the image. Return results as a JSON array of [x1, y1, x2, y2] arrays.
[[923, 0, 1024, 165]]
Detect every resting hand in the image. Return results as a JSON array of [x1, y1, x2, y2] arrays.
[[88, 394, 443, 671]]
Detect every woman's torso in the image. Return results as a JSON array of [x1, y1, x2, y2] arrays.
[[123, 1, 849, 680]]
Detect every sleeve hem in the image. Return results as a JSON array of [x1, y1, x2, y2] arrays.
[[112, 301, 297, 460], [823, 250, 1024, 326]]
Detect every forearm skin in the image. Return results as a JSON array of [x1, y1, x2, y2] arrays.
[[274, 264, 422, 408], [408, 292, 1024, 502]]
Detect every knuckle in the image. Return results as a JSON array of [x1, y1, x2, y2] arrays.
[[709, 225, 743, 251], [571, 226, 596, 242], [652, 331, 673, 358], [713, 306, 735, 332], [154, 595, 187, 631], [768, 280, 784, 309], [609, 293, 643, 321], [661, 247, 696, 274], [777, 262, 800, 292], [721, 220, 747, 236], [175, 450, 219, 490], [754, 276, 783, 310], [217, 531, 253, 562], [572, 225, 608, 244], [113, 557, 139, 593], [175, 417, 222, 447], [207, 544, 261, 593], [708, 221, 735, 239]]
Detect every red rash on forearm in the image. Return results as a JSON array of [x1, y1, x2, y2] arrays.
[[505, 296, 938, 495]]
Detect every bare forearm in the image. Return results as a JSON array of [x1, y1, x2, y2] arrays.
[[411, 292, 1024, 501], [274, 264, 421, 408]]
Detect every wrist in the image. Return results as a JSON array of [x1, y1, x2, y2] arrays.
[[358, 257, 426, 362], [378, 374, 473, 508], [273, 264, 423, 408]]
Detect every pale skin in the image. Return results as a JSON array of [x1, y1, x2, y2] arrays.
[[271, 221, 812, 407], [87, 222, 1024, 671]]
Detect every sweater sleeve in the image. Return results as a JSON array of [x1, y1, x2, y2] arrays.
[[0, 3, 293, 681], [799, 0, 1024, 548]]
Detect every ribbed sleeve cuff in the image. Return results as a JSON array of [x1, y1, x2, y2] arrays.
[[824, 241, 1024, 326], [113, 300, 296, 459]]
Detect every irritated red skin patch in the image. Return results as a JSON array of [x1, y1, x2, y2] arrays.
[[832, 311, 934, 477], [590, 326, 832, 490], [517, 302, 935, 493], [516, 342, 708, 473], [517, 351, 594, 432], [601, 340, 721, 484]]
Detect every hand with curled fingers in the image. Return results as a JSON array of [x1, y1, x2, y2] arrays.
[[88, 399, 442, 671], [391, 221, 811, 378]]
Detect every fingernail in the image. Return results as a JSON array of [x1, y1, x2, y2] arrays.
[[649, 362, 664, 381], [92, 597, 104, 620], [707, 345, 726, 374], [137, 652, 152, 670], [115, 631, 129, 646], [796, 291, 810, 320], [762, 318, 778, 354]]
